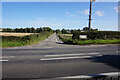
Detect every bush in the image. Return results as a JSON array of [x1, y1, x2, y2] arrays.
[[72, 31, 81, 40]]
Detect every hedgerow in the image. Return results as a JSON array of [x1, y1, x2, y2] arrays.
[[2, 31, 53, 47]]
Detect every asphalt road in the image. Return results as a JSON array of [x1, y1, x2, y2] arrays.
[[1, 33, 120, 79]]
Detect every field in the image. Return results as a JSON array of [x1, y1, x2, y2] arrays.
[[0, 32, 38, 37], [1, 31, 53, 47]]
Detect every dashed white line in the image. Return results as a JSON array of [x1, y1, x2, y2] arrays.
[[100, 72, 119, 77], [0, 60, 9, 62], [0, 56, 15, 59], [45, 53, 99, 57], [40, 55, 102, 61], [44, 47, 53, 49], [116, 51, 120, 53], [59, 72, 120, 79], [60, 75, 92, 79]]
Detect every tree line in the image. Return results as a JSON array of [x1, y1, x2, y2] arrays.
[[2, 27, 53, 33], [55, 27, 98, 34]]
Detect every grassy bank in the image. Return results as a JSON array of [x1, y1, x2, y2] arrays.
[[58, 34, 120, 45], [2, 31, 53, 47]]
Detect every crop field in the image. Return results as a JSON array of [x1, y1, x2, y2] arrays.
[[1, 31, 53, 47], [0, 32, 38, 37]]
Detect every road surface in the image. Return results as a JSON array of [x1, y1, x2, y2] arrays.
[[1, 33, 120, 80]]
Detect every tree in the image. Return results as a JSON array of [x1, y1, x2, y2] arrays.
[[14, 28, 20, 32], [72, 31, 80, 40], [83, 27, 98, 32], [55, 29, 60, 33], [26, 28, 31, 33], [83, 27, 89, 31], [4, 28, 10, 32], [31, 27, 36, 33], [43, 27, 52, 31], [61, 29, 67, 34], [36, 27, 43, 33], [20, 28, 23, 33], [23, 28, 27, 33]]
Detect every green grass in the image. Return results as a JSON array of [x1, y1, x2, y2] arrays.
[[2, 31, 53, 47], [76, 39, 120, 45], [58, 34, 120, 45], [2, 41, 27, 47]]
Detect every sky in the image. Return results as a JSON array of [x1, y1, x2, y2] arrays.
[[1, 0, 119, 2], [2, 2, 119, 31]]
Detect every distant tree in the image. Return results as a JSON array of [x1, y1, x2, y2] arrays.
[[36, 28, 40, 33], [14, 28, 20, 32], [61, 29, 67, 34], [36, 27, 43, 33], [77, 29, 81, 32], [91, 29, 98, 32], [31, 27, 36, 33], [39, 27, 43, 32], [83, 27, 98, 32], [19, 28, 23, 33], [83, 27, 89, 31], [43, 27, 52, 31], [23, 28, 27, 33], [70, 29, 74, 34], [26, 28, 31, 33], [3, 28, 11, 32], [55, 29, 60, 33], [2, 29, 7, 32]]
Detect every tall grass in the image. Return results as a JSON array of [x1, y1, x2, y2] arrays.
[[2, 31, 53, 47]]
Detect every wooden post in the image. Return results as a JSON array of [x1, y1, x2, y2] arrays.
[[88, 1, 92, 32]]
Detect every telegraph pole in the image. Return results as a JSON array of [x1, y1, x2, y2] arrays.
[[88, 0, 96, 32], [88, 1, 92, 32]]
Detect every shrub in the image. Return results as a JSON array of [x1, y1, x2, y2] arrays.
[[72, 31, 81, 40]]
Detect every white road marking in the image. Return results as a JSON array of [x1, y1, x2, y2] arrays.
[[40, 55, 102, 61], [0, 60, 9, 62], [116, 51, 120, 53], [45, 53, 99, 57], [0, 56, 15, 59], [58, 72, 120, 79], [100, 72, 120, 77], [44, 47, 53, 48], [60, 75, 92, 79]]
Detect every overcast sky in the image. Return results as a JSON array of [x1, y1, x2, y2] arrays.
[[2, 2, 119, 31]]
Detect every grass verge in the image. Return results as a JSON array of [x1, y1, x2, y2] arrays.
[[2, 31, 53, 47], [58, 34, 120, 45]]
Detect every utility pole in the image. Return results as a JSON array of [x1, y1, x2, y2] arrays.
[[88, 1, 92, 32], [88, 0, 96, 32]]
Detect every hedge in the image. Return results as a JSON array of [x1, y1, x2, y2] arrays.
[[72, 31, 120, 40], [2, 31, 53, 47]]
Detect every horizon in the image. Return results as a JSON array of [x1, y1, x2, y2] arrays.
[[2, 2, 119, 31]]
